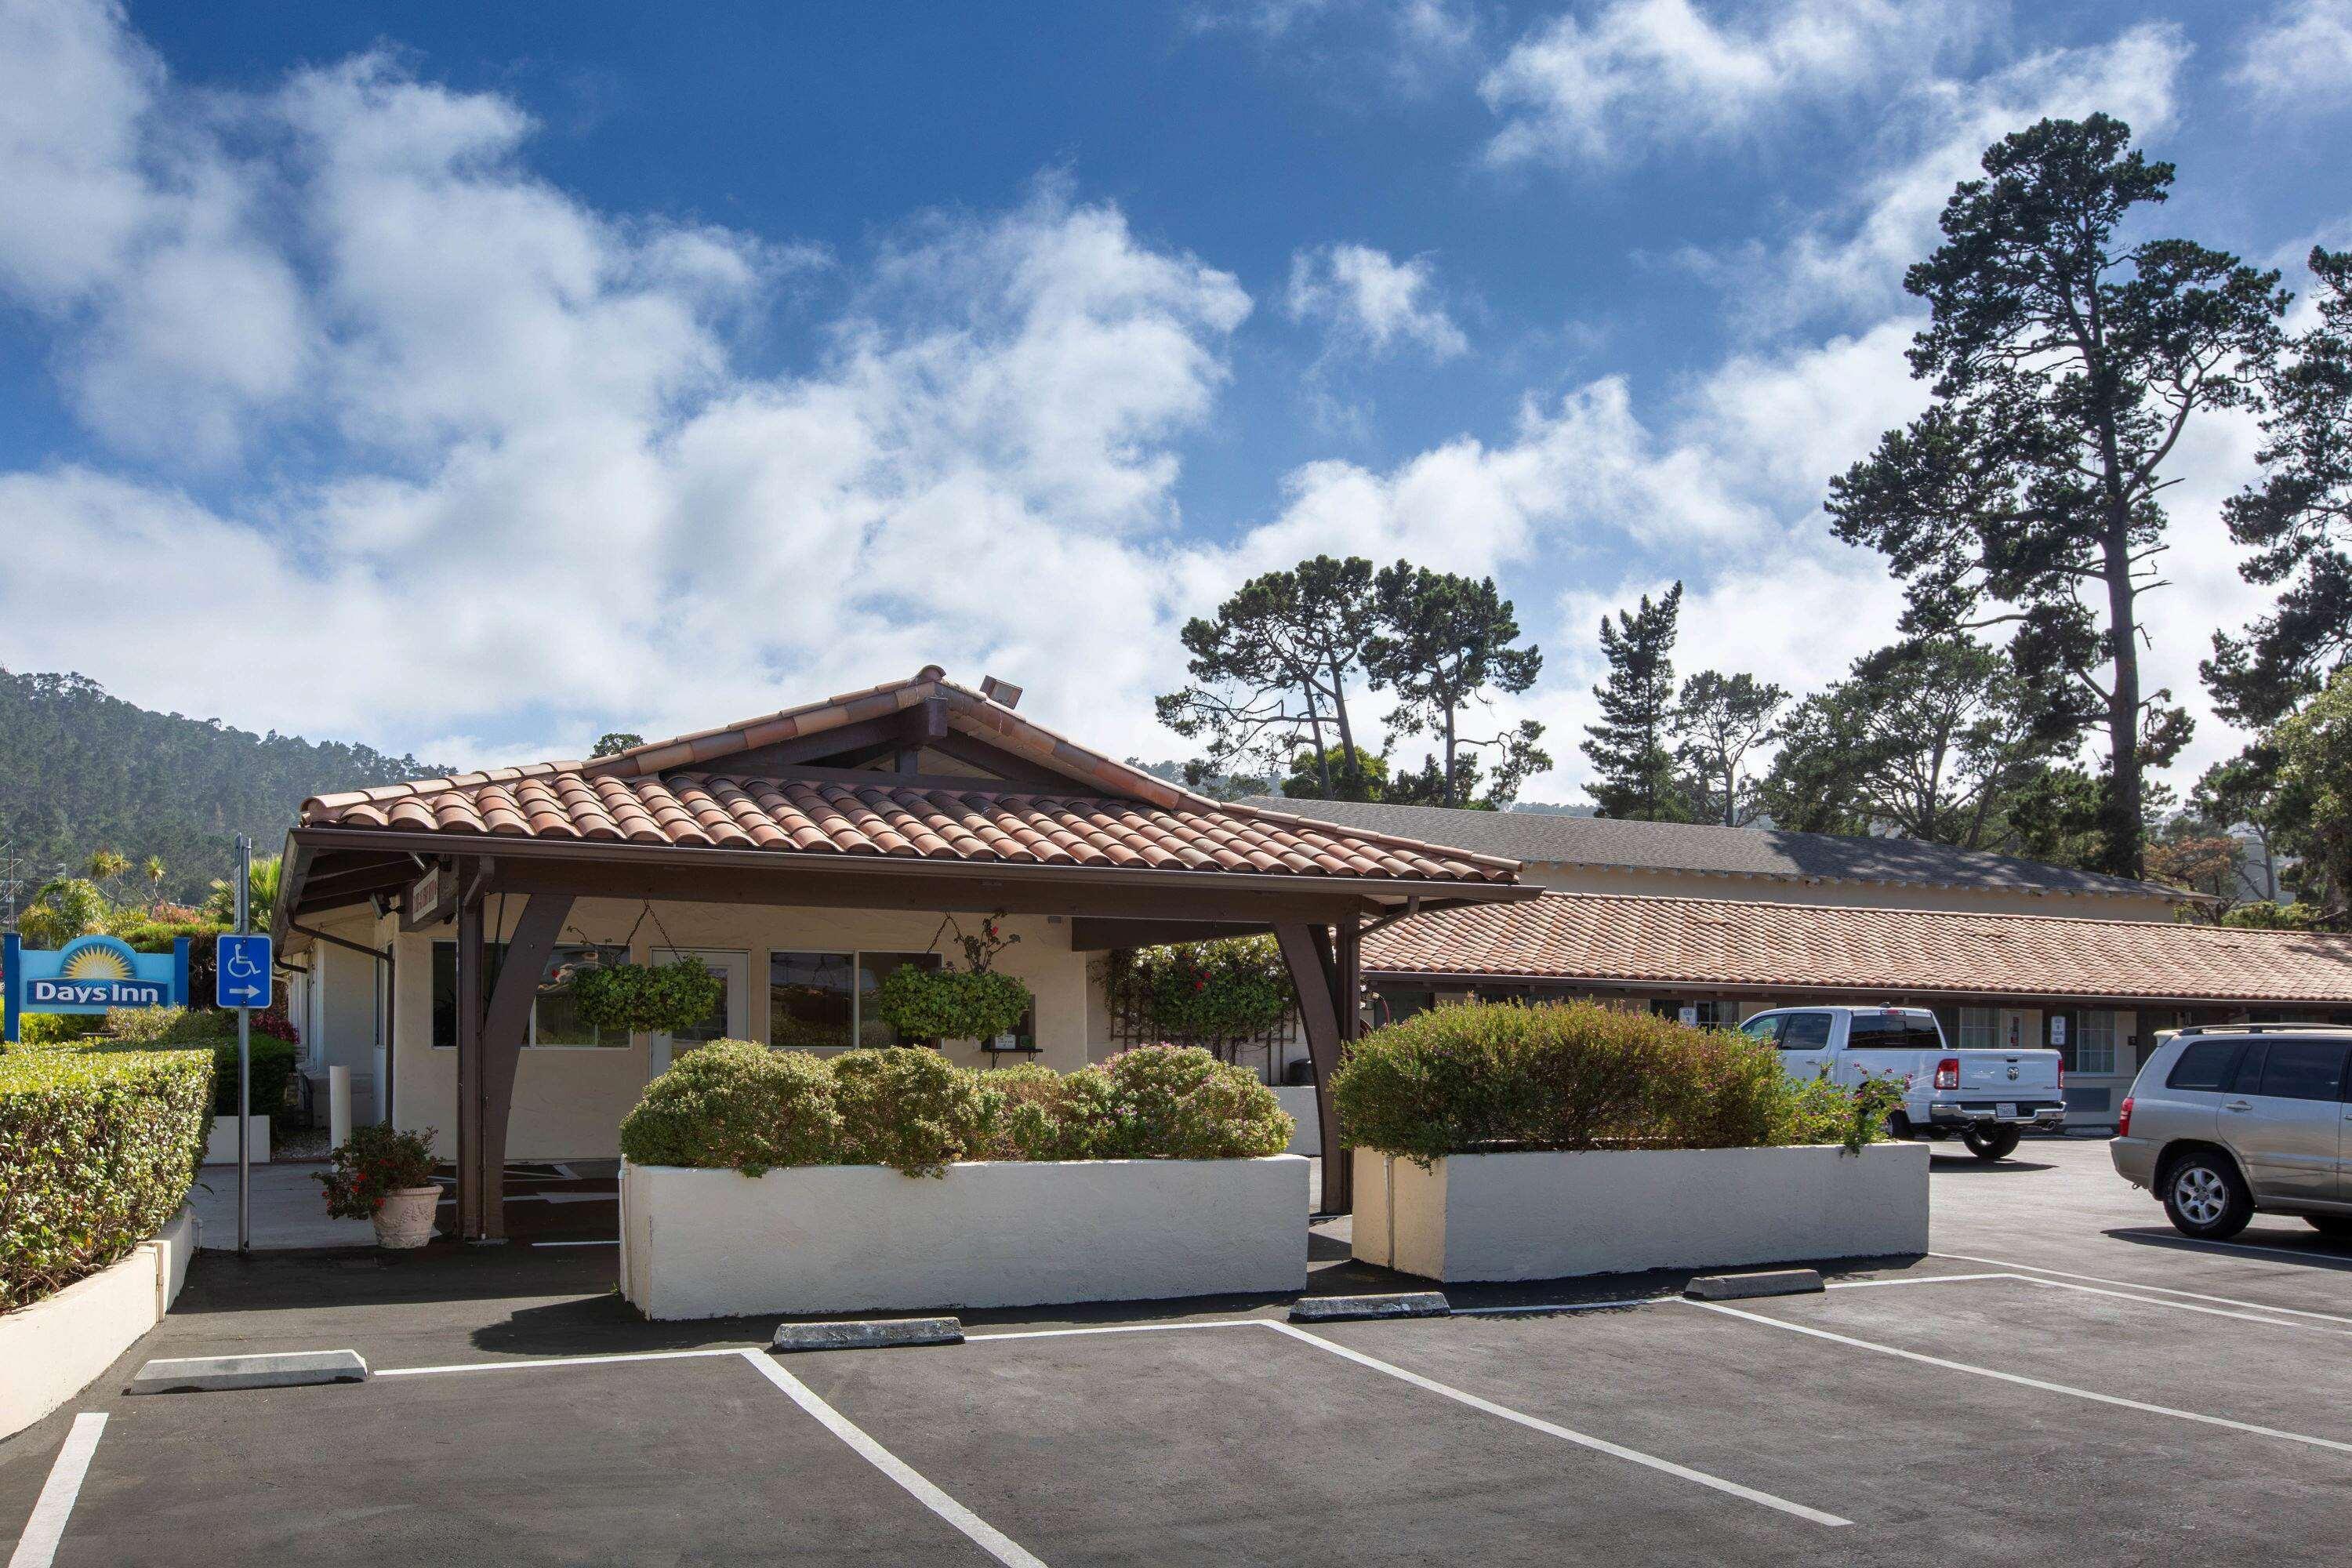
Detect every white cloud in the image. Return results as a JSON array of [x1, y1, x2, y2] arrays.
[[1740, 24, 2187, 332], [1480, 0, 1993, 168], [1286, 243, 1467, 360], [2233, 0, 2352, 104]]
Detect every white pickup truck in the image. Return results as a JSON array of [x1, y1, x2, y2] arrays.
[[1737, 1005, 2067, 1161]]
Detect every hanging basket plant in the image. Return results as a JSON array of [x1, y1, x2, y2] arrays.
[[569, 956, 726, 1035], [871, 965, 1033, 1044], [1105, 936, 1294, 1052]]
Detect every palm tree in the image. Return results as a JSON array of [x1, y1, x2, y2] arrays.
[[18, 877, 111, 948], [143, 855, 167, 911], [202, 855, 281, 929]]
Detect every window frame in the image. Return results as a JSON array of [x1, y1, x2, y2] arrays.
[[766, 946, 947, 1054], [427, 938, 633, 1050], [1957, 1007, 1998, 1051], [2074, 1009, 2118, 1076]]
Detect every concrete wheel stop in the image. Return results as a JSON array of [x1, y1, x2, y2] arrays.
[[129, 1349, 371, 1395], [770, 1317, 966, 1352], [1682, 1269, 1824, 1301], [1288, 1291, 1452, 1323]]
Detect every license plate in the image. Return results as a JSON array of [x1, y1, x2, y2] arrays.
[[1998, 1102, 2018, 1120]]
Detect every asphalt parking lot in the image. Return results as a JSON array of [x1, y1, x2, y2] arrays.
[[9, 1139, 2352, 1566]]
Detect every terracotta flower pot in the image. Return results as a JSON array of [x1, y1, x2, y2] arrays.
[[373, 1185, 441, 1250]]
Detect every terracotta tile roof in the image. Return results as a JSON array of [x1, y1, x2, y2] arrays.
[[303, 771, 1516, 884], [1364, 891, 2352, 1005], [1244, 797, 2189, 905]]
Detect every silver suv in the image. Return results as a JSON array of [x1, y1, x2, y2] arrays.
[[2111, 1025, 2352, 1241]]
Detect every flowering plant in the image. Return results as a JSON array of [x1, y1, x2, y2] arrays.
[[315, 1122, 439, 1218]]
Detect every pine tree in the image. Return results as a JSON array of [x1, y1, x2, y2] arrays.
[[1581, 584, 1692, 821]]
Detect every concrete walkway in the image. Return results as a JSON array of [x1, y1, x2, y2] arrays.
[[189, 1162, 375, 1250]]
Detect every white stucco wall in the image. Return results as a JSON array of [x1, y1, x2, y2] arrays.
[[1352, 1142, 1929, 1282], [1, 1207, 198, 1440], [621, 1156, 1309, 1318], [386, 900, 1094, 1161]]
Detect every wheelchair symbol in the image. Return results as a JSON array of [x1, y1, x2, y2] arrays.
[[224, 949, 262, 978]]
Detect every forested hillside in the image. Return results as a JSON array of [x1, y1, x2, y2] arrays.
[[0, 670, 450, 902]]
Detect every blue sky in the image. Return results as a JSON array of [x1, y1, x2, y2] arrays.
[[2, 0, 2347, 801]]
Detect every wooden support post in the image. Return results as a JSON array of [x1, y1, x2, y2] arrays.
[[470, 893, 572, 1243], [454, 891, 486, 1239], [1276, 920, 1356, 1215]]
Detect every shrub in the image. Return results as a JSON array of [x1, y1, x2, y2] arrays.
[[618, 1040, 840, 1176], [569, 957, 728, 1034], [984, 1061, 1120, 1161], [210, 1037, 301, 1117], [1333, 1001, 1889, 1165], [315, 1123, 439, 1218], [1104, 937, 1293, 1051], [831, 1047, 1001, 1176], [0, 1041, 212, 1311], [79, 1007, 294, 1117], [869, 965, 1033, 1044], [1091, 1045, 1293, 1160]]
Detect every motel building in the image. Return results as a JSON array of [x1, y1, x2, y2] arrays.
[[272, 667, 1536, 1232], [1256, 799, 2352, 1129]]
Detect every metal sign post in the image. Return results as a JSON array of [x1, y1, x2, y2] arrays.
[[216, 840, 275, 1254]]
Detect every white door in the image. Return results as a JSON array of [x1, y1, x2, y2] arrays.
[[650, 949, 750, 1076]]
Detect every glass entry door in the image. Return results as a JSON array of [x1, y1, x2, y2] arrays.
[[649, 949, 750, 1076]]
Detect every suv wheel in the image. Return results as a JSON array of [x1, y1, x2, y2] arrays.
[[1962, 1125, 2021, 1162], [2306, 1215, 2352, 1240], [2162, 1152, 2252, 1240]]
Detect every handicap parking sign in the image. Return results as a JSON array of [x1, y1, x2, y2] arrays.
[[216, 934, 274, 1011]]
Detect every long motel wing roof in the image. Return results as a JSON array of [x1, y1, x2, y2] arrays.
[[1365, 891, 2352, 1007]]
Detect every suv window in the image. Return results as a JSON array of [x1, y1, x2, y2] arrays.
[[2166, 1039, 2241, 1091], [1778, 1013, 1833, 1050], [2251, 1040, 2351, 1102], [1845, 1012, 1944, 1051]]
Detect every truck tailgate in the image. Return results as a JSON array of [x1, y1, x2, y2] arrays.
[[1958, 1051, 2061, 1092]]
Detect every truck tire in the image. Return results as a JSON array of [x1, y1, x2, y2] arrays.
[[2161, 1150, 2252, 1240], [1962, 1125, 2021, 1161]]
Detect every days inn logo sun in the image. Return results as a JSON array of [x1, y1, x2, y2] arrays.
[[57, 937, 138, 981]]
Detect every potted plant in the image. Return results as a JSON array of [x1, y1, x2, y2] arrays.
[[870, 913, 1033, 1045], [316, 1123, 442, 1249], [569, 955, 727, 1035]]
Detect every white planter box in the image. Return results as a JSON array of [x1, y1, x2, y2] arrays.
[[1352, 1142, 1929, 1283], [203, 1115, 270, 1166], [2, 1207, 198, 1440], [621, 1156, 1309, 1320]]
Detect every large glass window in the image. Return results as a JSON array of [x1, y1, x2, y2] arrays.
[[430, 940, 628, 1047], [767, 950, 946, 1052], [2075, 1011, 2118, 1076], [1778, 1013, 1833, 1050], [1846, 1011, 1945, 1051], [2252, 1040, 2350, 1102], [1958, 1007, 1998, 1050]]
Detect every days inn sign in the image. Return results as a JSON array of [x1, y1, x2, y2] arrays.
[[2, 932, 191, 1042]]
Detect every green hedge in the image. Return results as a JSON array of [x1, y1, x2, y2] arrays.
[[0, 1043, 214, 1312], [619, 1044, 1293, 1178], [1332, 1001, 1893, 1166], [82, 1006, 299, 1117]]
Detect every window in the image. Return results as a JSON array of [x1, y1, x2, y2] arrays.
[[768, 950, 942, 1053], [1778, 1013, 1833, 1050], [2166, 1040, 2241, 1091], [1845, 1011, 1945, 1051], [1650, 1000, 1727, 1026], [430, 940, 629, 1047], [2075, 1011, 2117, 1076], [1958, 1007, 1998, 1050], [1740, 1015, 1784, 1043], [2252, 1040, 2350, 1102]]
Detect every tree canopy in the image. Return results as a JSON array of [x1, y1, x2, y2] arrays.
[[1366, 562, 1548, 808], [1828, 114, 2285, 879], [1581, 583, 1691, 821]]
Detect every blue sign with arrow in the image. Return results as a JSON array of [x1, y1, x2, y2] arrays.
[[216, 933, 274, 1011]]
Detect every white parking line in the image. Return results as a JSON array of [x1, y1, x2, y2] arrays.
[[1931, 1250, 2352, 1326], [1265, 1322, 1851, 1528], [739, 1350, 1047, 1568], [1824, 1272, 2016, 1290], [965, 1319, 1264, 1342], [377, 1347, 751, 1377], [1688, 1301, 2352, 1457], [8, 1413, 107, 1568]]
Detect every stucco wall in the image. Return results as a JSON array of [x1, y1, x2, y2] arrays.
[[1517, 862, 2180, 920], [387, 899, 1093, 1161]]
